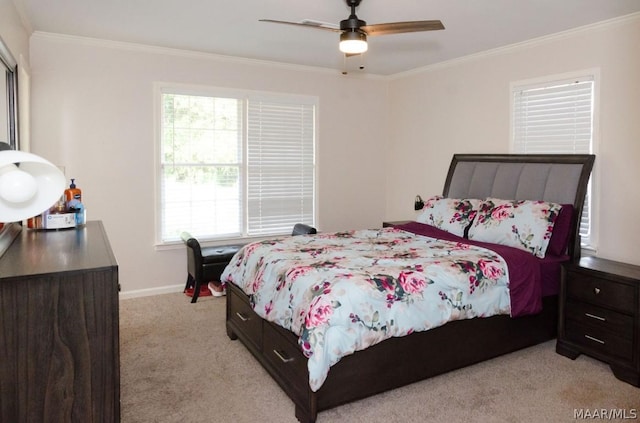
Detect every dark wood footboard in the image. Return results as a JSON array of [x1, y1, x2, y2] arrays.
[[226, 281, 558, 423]]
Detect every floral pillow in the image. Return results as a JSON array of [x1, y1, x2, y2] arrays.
[[467, 198, 563, 258], [416, 196, 481, 237]]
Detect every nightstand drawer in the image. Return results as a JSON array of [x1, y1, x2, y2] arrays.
[[565, 300, 633, 338], [565, 273, 635, 313], [565, 320, 634, 361]]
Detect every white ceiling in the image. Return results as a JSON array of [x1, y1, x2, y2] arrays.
[[13, 0, 640, 76]]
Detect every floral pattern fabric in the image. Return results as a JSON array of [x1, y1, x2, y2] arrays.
[[222, 227, 511, 392], [416, 196, 481, 237], [468, 198, 562, 258]]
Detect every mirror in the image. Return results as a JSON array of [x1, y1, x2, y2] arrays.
[[0, 34, 20, 257], [0, 34, 18, 150]]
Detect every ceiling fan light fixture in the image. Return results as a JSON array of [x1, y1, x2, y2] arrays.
[[339, 31, 367, 54]]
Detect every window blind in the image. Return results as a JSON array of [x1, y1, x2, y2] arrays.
[[247, 100, 315, 236], [157, 86, 317, 244], [512, 76, 594, 242], [160, 94, 243, 242]]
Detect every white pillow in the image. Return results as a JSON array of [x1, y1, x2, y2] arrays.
[[416, 196, 481, 237], [467, 198, 562, 258]]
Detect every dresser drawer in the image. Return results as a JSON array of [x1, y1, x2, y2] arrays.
[[262, 322, 309, 399], [565, 300, 633, 338], [227, 289, 263, 349], [565, 319, 634, 361], [565, 272, 635, 313]]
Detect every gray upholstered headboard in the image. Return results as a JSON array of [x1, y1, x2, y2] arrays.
[[442, 154, 595, 259]]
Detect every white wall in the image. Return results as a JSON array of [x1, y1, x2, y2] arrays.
[[28, 34, 389, 294], [0, 0, 29, 64], [386, 14, 640, 266]]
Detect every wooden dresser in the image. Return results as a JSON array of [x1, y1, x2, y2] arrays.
[[0, 221, 120, 422], [557, 256, 640, 387]]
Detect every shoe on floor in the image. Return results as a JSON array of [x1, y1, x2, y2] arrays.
[[208, 282, 226, 297]]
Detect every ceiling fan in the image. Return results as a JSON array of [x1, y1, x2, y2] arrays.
[[260, 0, 445, 56]]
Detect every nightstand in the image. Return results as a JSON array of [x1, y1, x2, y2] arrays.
[[556, 256, 640, 387], [382, 220, 412, 228]]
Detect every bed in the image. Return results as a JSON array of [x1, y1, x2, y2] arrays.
[[223, 154, 595, 423]]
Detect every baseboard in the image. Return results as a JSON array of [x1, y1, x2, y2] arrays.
[[119, 284, 184, 300]]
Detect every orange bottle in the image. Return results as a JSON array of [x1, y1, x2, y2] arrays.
[[64, 179, 82, 208]]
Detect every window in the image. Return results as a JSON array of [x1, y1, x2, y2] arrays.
[[511, 73, 595, 246], [157, 85, 316, 244]]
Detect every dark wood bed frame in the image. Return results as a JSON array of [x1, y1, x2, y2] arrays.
[[226, 154, 595, 423]]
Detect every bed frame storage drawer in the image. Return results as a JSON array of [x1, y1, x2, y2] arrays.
[[226, 282, 315, 421], [262, 322, 310, 404], [227, 288, 263, 350]]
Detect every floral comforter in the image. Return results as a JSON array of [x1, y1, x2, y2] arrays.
[[222, 226, 523, 392]]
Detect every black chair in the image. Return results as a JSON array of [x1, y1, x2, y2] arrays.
[[292, 223, 317, 236], [181, 232, 243, 303]]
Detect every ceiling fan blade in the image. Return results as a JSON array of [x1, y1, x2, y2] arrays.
[[362, 20, 445, 36], [259, 19, 340, 32]]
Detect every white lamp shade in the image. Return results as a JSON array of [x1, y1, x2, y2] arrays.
[[0, 150, 66, 222]]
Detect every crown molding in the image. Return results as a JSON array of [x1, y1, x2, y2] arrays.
[[30, 31, 385, 80], [389, 11, 640, 80]]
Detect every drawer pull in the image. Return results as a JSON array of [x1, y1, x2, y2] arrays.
[[593, 287, 601, 295], [585, 313, 606, 322], [273, 349, 295, 364], [235, 312, 249, 322], [584, 334, 605, 344]]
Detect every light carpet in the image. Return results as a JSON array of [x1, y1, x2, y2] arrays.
[[119, 293, 639, 422]]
